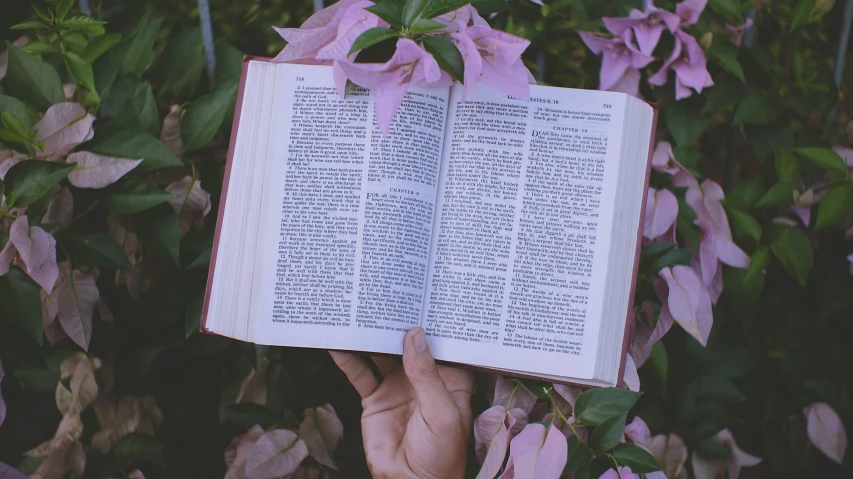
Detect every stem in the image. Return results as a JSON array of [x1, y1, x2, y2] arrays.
[[65, 199, 100, 229], [506, 384, 519, 410]]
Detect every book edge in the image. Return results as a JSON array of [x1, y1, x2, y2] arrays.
[[200, 55, 272, 334]]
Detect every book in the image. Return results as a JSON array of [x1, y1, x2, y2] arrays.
[[201, 56, 657, 388]]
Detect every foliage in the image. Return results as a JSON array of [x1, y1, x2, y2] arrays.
[[0, 0, 852, 478]]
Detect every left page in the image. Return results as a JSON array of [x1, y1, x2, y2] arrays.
[[252, 63, 451, 354]]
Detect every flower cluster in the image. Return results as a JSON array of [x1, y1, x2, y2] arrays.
[[580, 0, 716, 99], [272, 0, 535, 133]]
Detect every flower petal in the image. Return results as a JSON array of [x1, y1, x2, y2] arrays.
[[644, 188, 679, 239], [804, 402, 847, 464], [67, 151, 142, 189], [33, 103, 95, 161], [245, 429, 309, 479], [507, 423, 568, 479]]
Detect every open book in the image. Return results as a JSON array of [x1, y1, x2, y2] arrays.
[[201, 57, 657, 387]]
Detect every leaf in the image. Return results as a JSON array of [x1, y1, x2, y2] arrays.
[[10, 20, 47, 31], [245, 430, 309, 479], [185, 297, 202, 339], [665, 101, 709, 146], [774, 149, 801, 182], [112, 433, 170, 465], [422, 0, 474, 19], [507, 423, 568, 478], [755, 181, 794, 208], [794, 147, 848, 174], [729, 210, 762, 242], [14, 365, 60, 392], [790, 0, 817, 31], [770, 225, 813, 287], [564, 436, 591, 472], [517, 379, 553, 399], [804, 402, 847, 464], [86, 125, 181, 174], [589, 413, 627, 452], [472, 0, 510, 14], [114, 16, 163, 77], [365, 0, 405, 28], [137, 204, 181, 266], [225, 403, 282, 429], [422, 36, 465, 83], [84, 34, 122, 63], [348, 27, 398, 55], [695, 436, 731, 460], [0, 267, 43, 346], [56, 0, 75, 21], [733, 94, 781, 125], [62, 233, 133, 270], [1, 113, 29, 141], [105, 76, 160, 136], [67, 151, 142, 189], [745, 247, 770, 279], [708, 0, 740, 17], [4, 41, 64, 110], [158, 27, 206, 100], [574, 388, 642, 426], [299, 404, 344, 469], [0, 95, 32, 130], [180, 82, 238, 151], [815, 183, 853, 230], [403, 0, 431, 26], [61, 15, 107, 32], [649, 247, 693, 274], [104, 177, 173, 214], [410, 18, 446, 34], [708, 42, 744, 82], [610, 443, 661, 473], [63, 51, 97, 98], [4, 160, 74, 208]]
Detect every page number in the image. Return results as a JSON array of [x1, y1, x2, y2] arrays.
[[603, 104, 612, 109], [296, 76, 305, 81]]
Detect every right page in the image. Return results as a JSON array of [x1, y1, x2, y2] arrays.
[[421, 82, 629, 380]]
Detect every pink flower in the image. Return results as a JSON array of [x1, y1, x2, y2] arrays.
[[338, 38, 452, 134], [725, 17, 753, 46], [0, 358, 5, 427], [0, 215, 59, 293], [675, 0, 707, 27], [272, 0, 365, 65], [652, 141, 697, 187], [646, 433, 689, 479], [603, 5, 681, 55], [631, 300, 672, 367], [435, 5, 488, 33], [579, 30, 653, 95], [624, 416, 651, 445], [650, 30, 713, 100], [644, 187, 679, 240], [655, 265, 712, 346], [598, 466, 640, 479], [452, 24, 534, 101], [848, 254, 853, 276], [691, 429, 761, 479], [804, 402, 847, 464]]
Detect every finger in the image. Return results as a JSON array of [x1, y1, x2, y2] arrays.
[[329, 351, 379, 398], [438, 366, 475, 415], [371, 355, 400, 375], [402, 328, 459, 425]]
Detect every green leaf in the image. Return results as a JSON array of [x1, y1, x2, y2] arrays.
[[86, 125, 181, 174], [472, 0, 510, 14], [94, 50, 120, 102], [63, 51, 97, 95], [815, 183, 853, 230], [84, 33, 122, 63], [186, 297, 203, 339], [4, 41, 64, 110], [0, 95, 32, 130], [403, 0, 431, 26], [365, 0, 405, 28], [62, 232, 133, 270], [1, 112, 30, 141], [158, 27, 206, 100], [611, 443, 662, 473], [422, 0, 473, 19], [104, 177, 173, 214], [57, 0, 75, 21], [10, 20, 48, 31], [349, 27, 399, 56], [32, 5, 54, 23], [708, 0, 740, 17], [574, 388, 642, 426], [729, 210, 762, 242], [422, 36, 465, 83], [112, 433, 171, 466], [225, 403, 282, 429], [790, 0, 817, 31], [61, 15, 107, 31], [695, 436, 732, 460], [701, 76, 742, 115], [21, 40, 60, 55], [0, 267, 43, 346], [708, 41, 744, 82], [745, 247, 770, 279], [770, 225, 813, 287], [106, 76, 160, 136], [732, 94, 781, 125], [410, 18, 446, 34], [794, 147, 848, 174], [180, 82, 238, 151], [115, 16, 163, 77], [137, 204, 181, 266], [774, 149, 801, 182], [589, 413, 626, 452], [755, 181, 794, 208], [665, 101, 709, 146], [564, 436, 592, 472], [650, 247, 694, 273], [4, 160, 74, 208], [14, 365, 60, 392], [516, 379, 553, 399]]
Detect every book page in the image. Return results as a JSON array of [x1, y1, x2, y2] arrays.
[[422, 82, 627, 379], [253, 64, 450, 354]]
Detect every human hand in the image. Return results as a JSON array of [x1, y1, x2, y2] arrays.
[[330, 327, 474, 479]]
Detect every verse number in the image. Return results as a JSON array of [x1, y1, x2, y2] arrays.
[[296, 76, 305, 81], [603, 104, 612, 109]]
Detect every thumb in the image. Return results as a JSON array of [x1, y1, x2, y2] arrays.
[[403, 328, 458, 424]]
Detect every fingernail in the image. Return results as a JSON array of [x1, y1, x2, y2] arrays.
[[413, 328, 427, 352]]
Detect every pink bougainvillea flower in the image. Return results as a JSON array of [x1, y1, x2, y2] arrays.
[[452, 24, 534, 101], [725, 17, 753, 46], [579, 30, 653, 94], [624, 416, 651, 445], [0, 358, 5, 427], [803, 402, 847, 464], [474, 405, 513, 478], [598, 466, 640, 479], [493, 376, 537, 414], [0, 215, 59, 293], [656, 266, 712, 346], [630, 300, 673, 367], [644, 187, 679, 240], [315, 1, 381, 62], [338, 39, 452, 134], [32, 102, 95, 161], [42, 186, 74, 233], [224, 425, 265, 479], [621, 354, 640, 392], [161, 105, 183, 156], [649, 30, 713, 100], [42, 261, 100, 351], [0, 462, 26, 479], [848, 254, 853, 276], [245, 429, 309, 479], [67, 151, 142, 189], [436, 4, 488, 33], [499, 423, 567, 479], [272, 0, 362, 65], [652, 141, 697, 187], [298, 404, 344, 470], [602, 5, 681, 55], [0, 149, 27, 180], [647, 433, 689, 479], [675, 0, 707, 27], [691, 429, 761, 479], [166, 176, 213, 237]]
